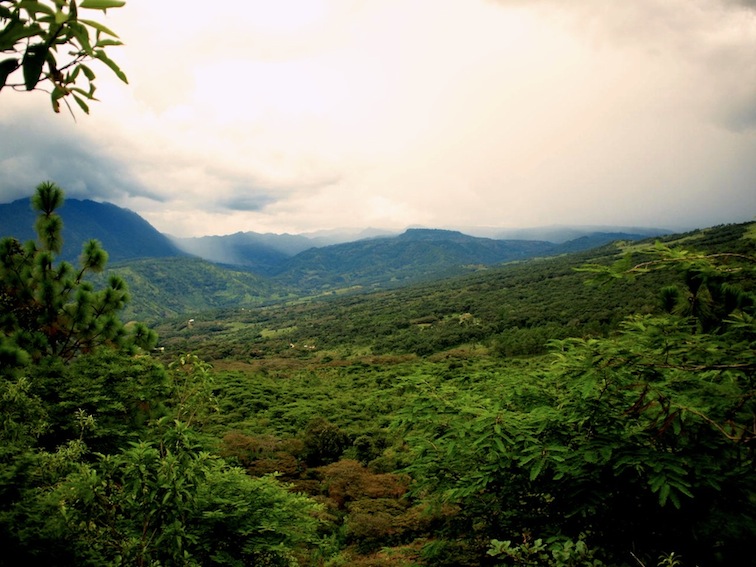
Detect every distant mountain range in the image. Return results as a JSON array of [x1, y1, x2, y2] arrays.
[[0, 196, 674, 318]]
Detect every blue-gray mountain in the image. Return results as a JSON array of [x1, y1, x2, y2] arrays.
[[0, 197, 183, 263], [0, 196, 671, 318]]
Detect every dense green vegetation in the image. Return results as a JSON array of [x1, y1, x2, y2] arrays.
[[150, 236, 672, 360], [108, 257, 297, 322], [1, 183, 754, 566], [0, 185, 322, 566]]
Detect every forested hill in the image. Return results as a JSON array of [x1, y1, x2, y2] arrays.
[[0, 197, 183, 263], [152, 221, 755, 361], [267, 228, 664, 291], [1, 196, 663, 277], [173, 227, 665, 283], [268, 228, 554, 290]]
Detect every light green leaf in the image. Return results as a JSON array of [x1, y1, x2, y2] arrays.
[[79, 0, 126, 9], [94, 38, 122, 48], [529, 458, 544, 481], [79, 18, 120, 37], [94, 49, 127, 83]]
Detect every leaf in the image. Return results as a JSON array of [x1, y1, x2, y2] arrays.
[[0, 20, 35, 51], [658, 482, 670, 506], [19, 1, 56, 17], [79, 63, 96, 80], [529, 458, 544, 481], [0, 58, 20, 90], [94, 38, 122, 48], [94, 49, 127, 83], [582, 450, 599, 464], [79, 18, 119, 37], [69, 21, 93, 55], [79, 0, 126, 9], [22, 43, 47, 90], [72, 93, 90, 114], [50, 85, 66, 113]]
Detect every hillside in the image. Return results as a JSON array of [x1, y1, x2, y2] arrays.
[[0, 197, 183, 263], [152, 222, 756, 361], [171, 227, 396, 268], [269, 228, 551, 290], [160, 221, 753, 359], [103, 257, 297, 322], [268, 228, 660, 292]]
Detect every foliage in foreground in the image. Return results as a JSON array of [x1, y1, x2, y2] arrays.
[[395, 235, 756, 565], [0, 182, 157, 371]]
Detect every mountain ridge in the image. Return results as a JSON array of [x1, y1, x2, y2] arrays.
[[0, 197, 183, 263], [1, 196, 679, 319]]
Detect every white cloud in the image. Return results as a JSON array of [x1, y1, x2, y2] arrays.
[[1, 0, 754, 236]]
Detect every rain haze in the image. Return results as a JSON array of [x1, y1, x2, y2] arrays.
[[1, 0, 755, 237]]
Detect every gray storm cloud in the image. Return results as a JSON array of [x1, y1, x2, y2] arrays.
[[219, 192, 278, 212], [0, 112, 163, 203]]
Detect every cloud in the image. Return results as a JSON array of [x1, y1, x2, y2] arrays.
[[1, 0, 754, 236], [219, 192, 277, 212], [0, 110, 162, 203], [484, 0, 756, 131]]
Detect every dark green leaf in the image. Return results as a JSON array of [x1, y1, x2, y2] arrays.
[[22, 43, 47, 90], [72, 93, 90, 114], [79, 62, 95, 80], [0, 57, 20, 90]]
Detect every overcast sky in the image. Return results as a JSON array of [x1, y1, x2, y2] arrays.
[[1, 0, 755, 237]]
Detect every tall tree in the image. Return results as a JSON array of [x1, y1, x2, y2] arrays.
[[0, 181, 156, 373]]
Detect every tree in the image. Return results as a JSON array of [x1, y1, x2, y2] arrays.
[[0, 181, 156, 373], [0, 0, 127, 114]]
